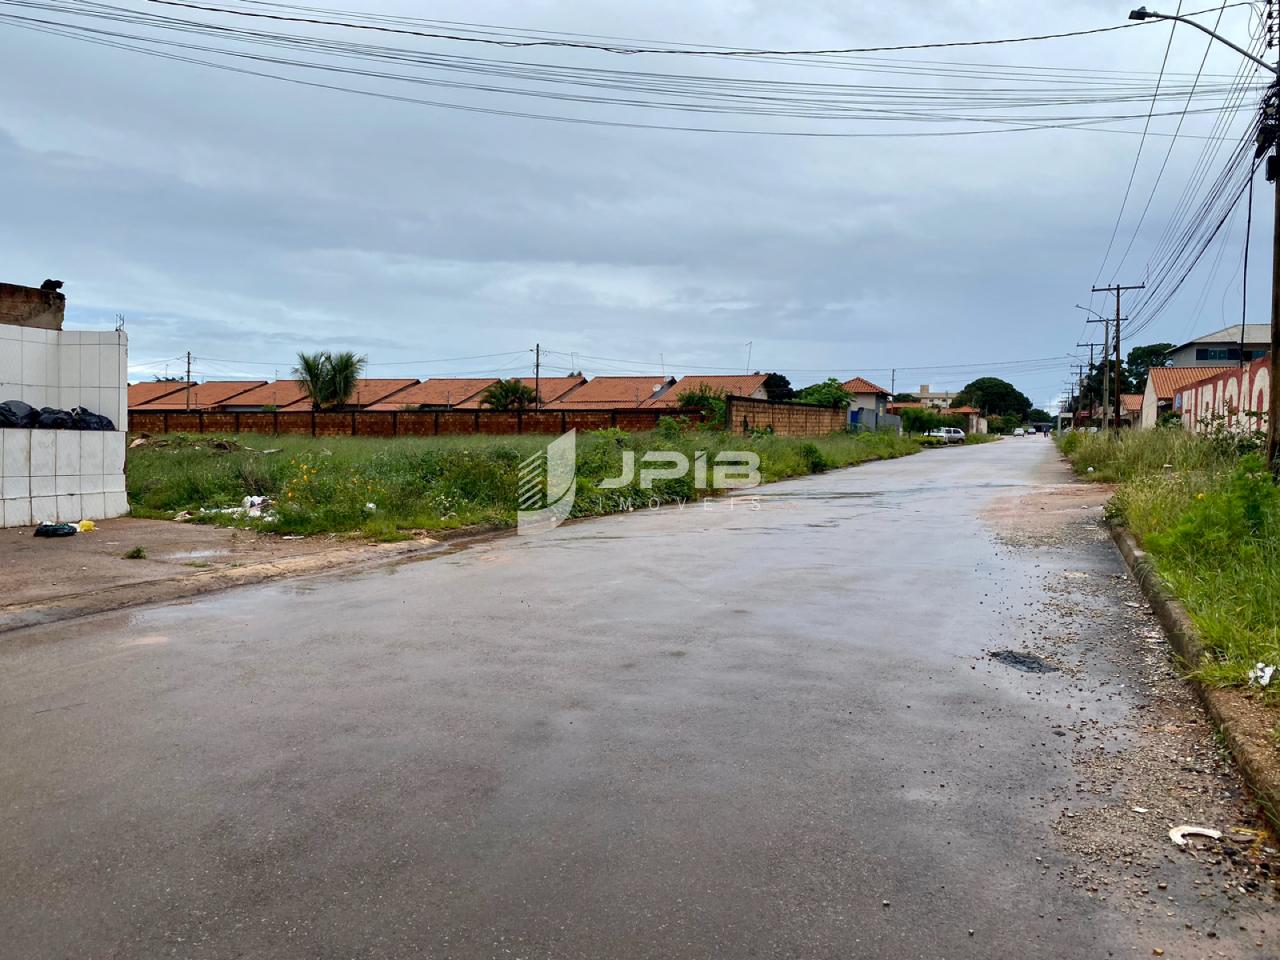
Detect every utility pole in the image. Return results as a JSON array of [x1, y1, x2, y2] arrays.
[[1127, 7, 1279, 468], [534, 343, 541, 410], [745, 341, 753, 374], [1077, 341, 1101, 420], [1082, 318, 1110, 426], [1092, 283, 1144, 430], [185, 351, 192, 412], [890, 368, 896, 396]]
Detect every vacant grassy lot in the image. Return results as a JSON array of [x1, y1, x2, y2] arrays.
[[128, 429, 920, 539], [1061, 427, 1279, 693]]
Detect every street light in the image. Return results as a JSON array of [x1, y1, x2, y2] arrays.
[[1123, 7, 1280, 473], [1128, 8, 1276, 73]]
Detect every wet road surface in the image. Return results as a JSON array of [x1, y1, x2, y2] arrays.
[[1, 438, 1274, 958]]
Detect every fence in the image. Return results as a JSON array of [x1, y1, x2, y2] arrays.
[[723, 396, 848, 437], [127, 406, 706, 437]]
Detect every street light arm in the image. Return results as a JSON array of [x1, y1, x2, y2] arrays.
[[1128, 7, 1277, 74]]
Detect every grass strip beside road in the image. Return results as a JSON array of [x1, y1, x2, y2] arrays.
[[128, 429, 921, 540], [1061, 428, 1280, 695]]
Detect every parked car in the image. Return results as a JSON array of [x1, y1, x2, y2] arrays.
[[1013, 427, 1025, 437], [926, 427, 965, 444]]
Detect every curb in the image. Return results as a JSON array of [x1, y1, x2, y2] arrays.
[[1109, 522, 1280, 832]]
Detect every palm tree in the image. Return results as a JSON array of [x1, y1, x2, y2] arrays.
[[478, 378, 537, 411], [293, 351, 367, 410]]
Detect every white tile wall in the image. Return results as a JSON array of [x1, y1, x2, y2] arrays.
[[0, 430, 129, 527], [0, 323, 128, 528]]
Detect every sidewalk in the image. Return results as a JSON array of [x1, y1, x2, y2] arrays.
[[0, 518, 479, 634]]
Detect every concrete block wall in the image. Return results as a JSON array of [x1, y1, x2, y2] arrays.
[[0, 429, 128, 526], [0, 325, 128, 429], [0, 320, 129, 528]]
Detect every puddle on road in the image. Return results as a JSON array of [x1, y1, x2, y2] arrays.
[[162, 549, 231, 561], [988, 649, 1061, 673]]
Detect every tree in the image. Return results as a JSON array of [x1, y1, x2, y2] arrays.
[[1127, 343, 1174, 389], [762, 372, 794, 401], [293, 350, 368, 410], [892, 392, 919, 403], [950, 377, 1032, 419], [1028, 408, 1052, 423], [795, 378, 851, 407], [479, 378, 538, 411]]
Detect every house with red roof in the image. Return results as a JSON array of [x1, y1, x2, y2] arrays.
[[548, 376, 676, 408], [365, 378, 496, 410], [132, 380, 266, 411], [640, 374, 768, 407], [842, 377, 891, 417], [1140, 366, 1235, 428]]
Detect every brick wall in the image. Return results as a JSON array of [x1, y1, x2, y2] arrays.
[[725, 396, 847, 436], [0, 283, 65, 331], [127, 407, 706, 437]]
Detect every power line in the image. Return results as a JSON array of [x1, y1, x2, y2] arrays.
[[132, 0, 1165, 57], [1093, 2, 1182, 288]]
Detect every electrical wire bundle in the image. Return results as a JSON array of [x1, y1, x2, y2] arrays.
[[0, 0, 1267, 138]]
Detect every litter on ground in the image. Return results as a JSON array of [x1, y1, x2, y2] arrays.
[[1168, 825, 1222, 847]]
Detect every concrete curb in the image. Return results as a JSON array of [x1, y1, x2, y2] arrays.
[[1109, 522, 1280, 832]]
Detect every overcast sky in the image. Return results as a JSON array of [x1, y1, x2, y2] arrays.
[[0, 0, 1271, 408]]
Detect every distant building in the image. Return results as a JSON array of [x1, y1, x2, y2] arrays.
[[1140, 366, 1235, 428], [366, 378, 495, 410], [842, 377, 891, 417], [1165, 324, 1269, 367], [641, 374, 769, 407], [547, 376, 675, 408], [914, 384, 957, 409], [454, 376, 585, 408]]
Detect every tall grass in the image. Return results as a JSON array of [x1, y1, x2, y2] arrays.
[[127, 429, 920, 539], [1061, 427, 1280, 691]]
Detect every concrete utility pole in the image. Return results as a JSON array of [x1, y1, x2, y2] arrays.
[[534, 343, 541, 410], [1077, 340, 1103, 417], [1092, 283, 1144, 430], [1129, 7, 1280, 468], [185, 351, 192, 412]]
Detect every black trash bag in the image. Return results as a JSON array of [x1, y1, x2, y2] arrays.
[[33, 522, 78, 538], [0, 399, 38, 428], [35, 407, 75, 430], [72, 407, 116, 432]]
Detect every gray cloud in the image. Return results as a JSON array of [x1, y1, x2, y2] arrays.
[[0, 1, 1268, 406]]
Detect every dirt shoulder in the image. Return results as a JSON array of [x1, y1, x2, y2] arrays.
[[0, 518, 502, 635], [982, 456, 1278, 953]]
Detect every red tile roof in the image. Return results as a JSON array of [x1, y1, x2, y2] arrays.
[[547, 376, 675, 408], [1121, 393, 1143, 414], [641, 374, 769, 407], [455, 376, 586, 408], [946, 405, 980, 415], [128, 381, 192, 407], [843, 376, 890, 396], [218, 379, 419, 410], [1148, 366, 1235, 400], [135, 380, 266, 411], [366, 378, 495, 410], [220, 379, 310, 409]]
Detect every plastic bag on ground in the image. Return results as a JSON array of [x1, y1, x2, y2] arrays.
[[33, 522, 78, 538]]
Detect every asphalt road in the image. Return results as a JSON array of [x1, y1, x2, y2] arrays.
[[0, 438, 1270, 958]]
